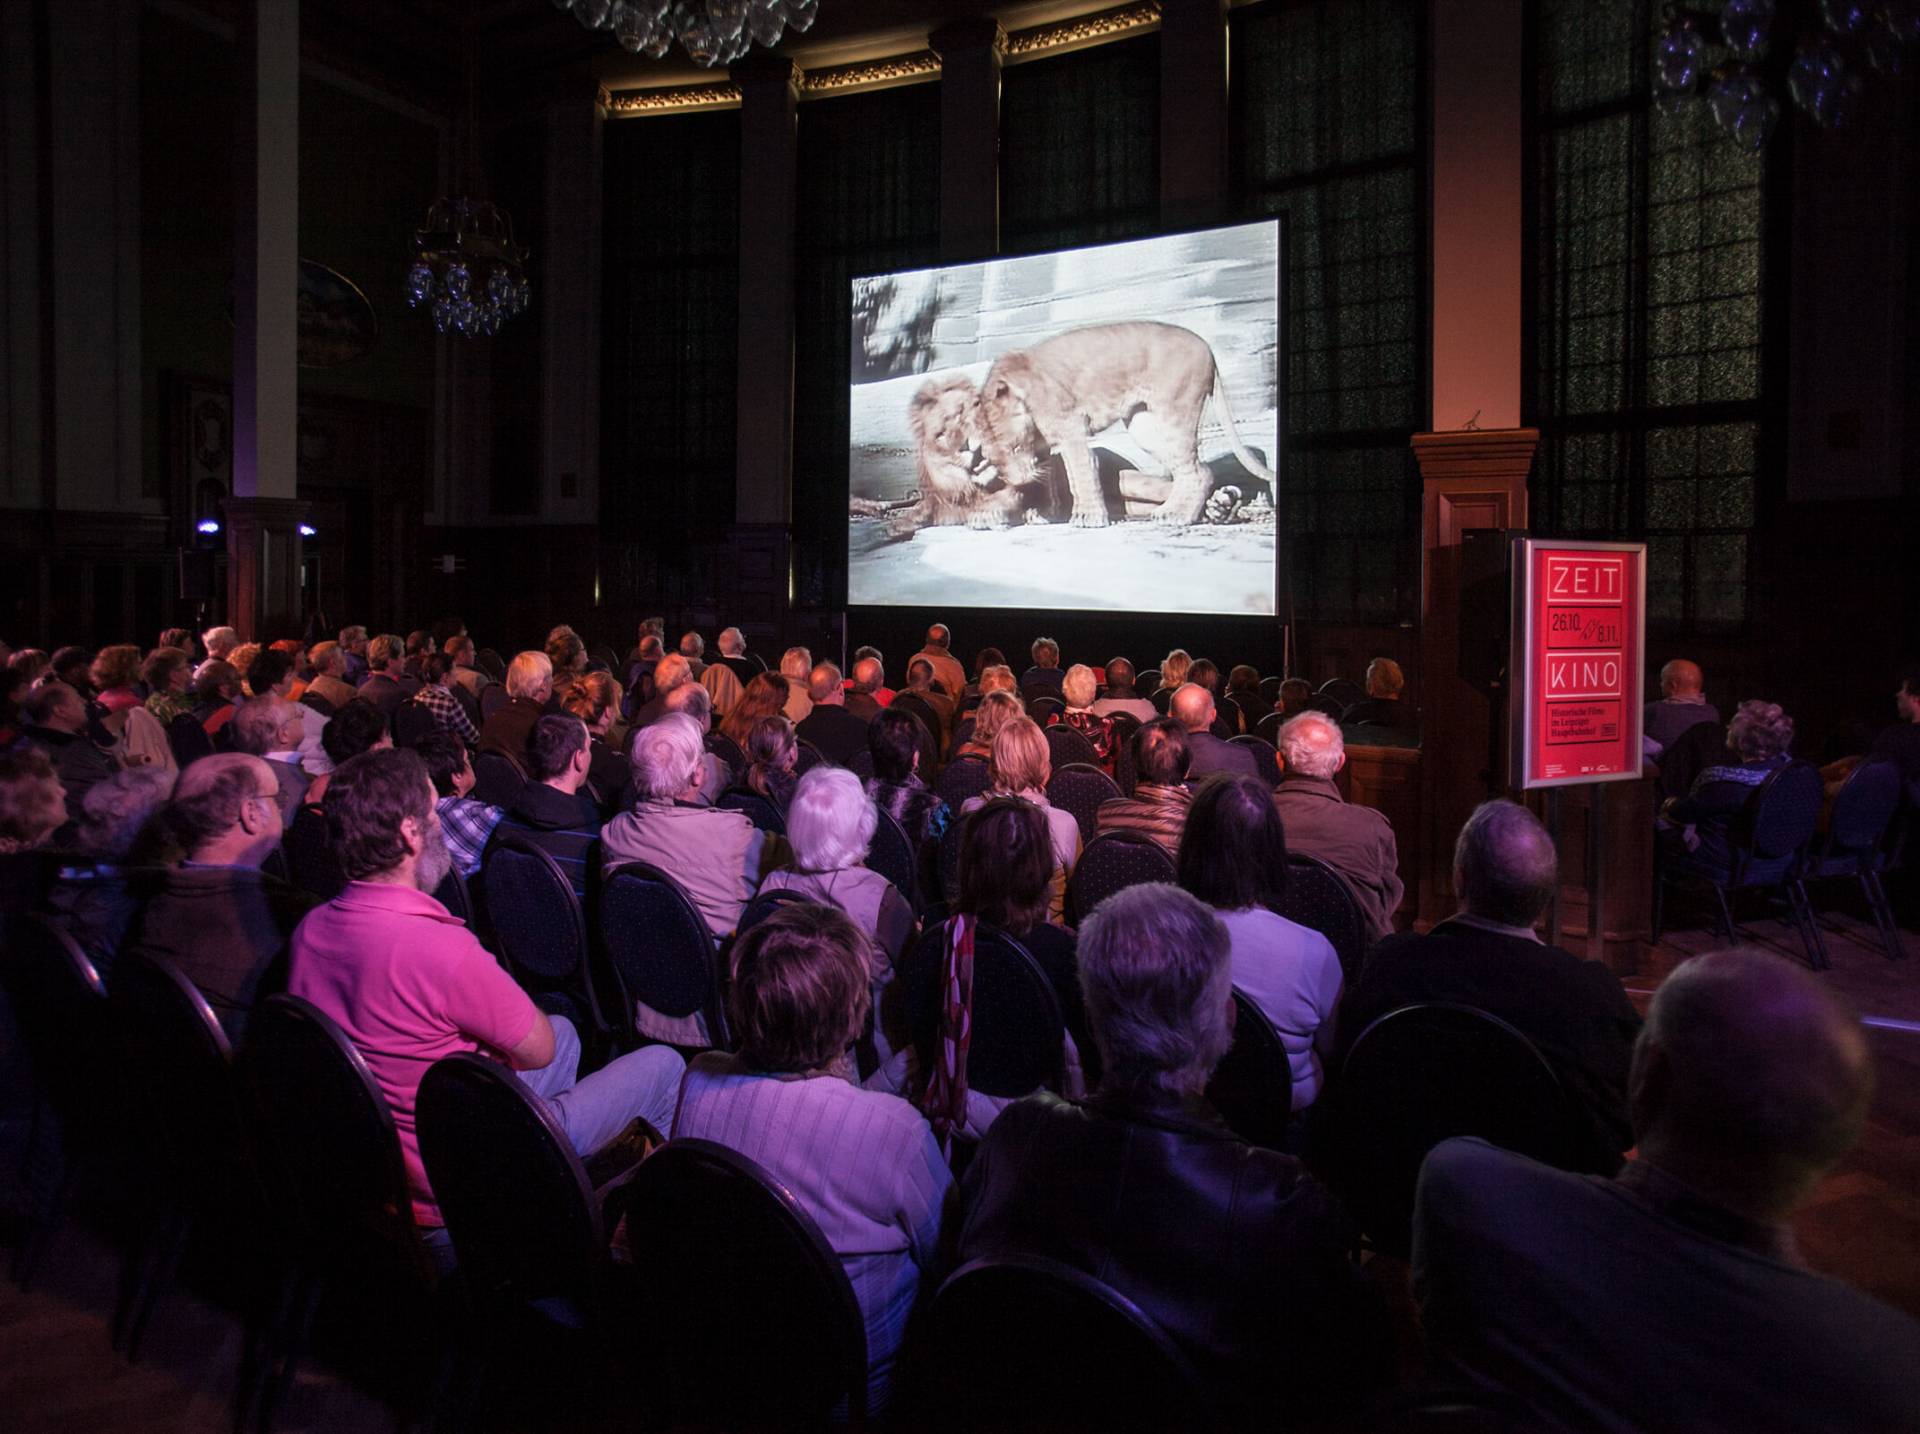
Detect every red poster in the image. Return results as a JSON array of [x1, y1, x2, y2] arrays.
[[1511, 539, 1645, 788]]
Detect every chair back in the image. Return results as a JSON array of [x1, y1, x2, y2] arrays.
[[1257, 710, 1287, 745], [717, 785, 786, 834], [167, 712, 215, 769], [598, 864, 728, 1044], [432, 863, 475, 925], [1136, 669, 1161, 694], [1027, 695, 1065, 726], [936, 807, 969, 902], [1066, 829, 1178, 924], [475, 649, 506, 683], [1258, 675, 1283, 705], [1045, 723, 1101, 773], [281, 801, 345, 901], [1822, 759, 1902, 866], [479, 833, 603, 1032], [848, 747, 876, 781], [1231, 733, 1281, 785], [471, 749, 525, 808], [936, 754, 992, 810], [1046, 762, 1123, 843], [624, 1139, 869, 1425], [794, 737, 830, 774], [903, 921, 1065, 1097], [888, 692, 942, 749], [1204, 990, 1294, 1151], [111, 948, 247, 1196], [705, 728, 746, 773], [949, 716, 977, 753], [736, 886, 815, 935], [1337, 1001, 1601, 1259], [241, 994, 422, 1264], [1, 914, 116, 1145], [415, 1053, 607, 1312], [865, 806, 919, 905], [1319, 677, 1365, 707], [1278, 854, 1369, 984], [478, 684, 509, 722], [1736, 761, 1823, 880], [920, 1255, 1208, 1433], [391, 700, 437, 750]]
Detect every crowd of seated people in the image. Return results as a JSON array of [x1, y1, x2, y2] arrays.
[[2, 615, 1918, 1428]]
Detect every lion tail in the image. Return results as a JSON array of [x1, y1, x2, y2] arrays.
[[1208, 367, 1278, 486]]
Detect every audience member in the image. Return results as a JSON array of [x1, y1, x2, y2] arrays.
[[229, 695, 310, 822], [337, 625, 371, 686], [301, 640, 358, 714], [675, 630, 707, 680], [358, 634, 418, 718], [698, 659, 743, 721], [1661, 699, 1795, 875], [1095, 717, 1193, 856], [719, 670, 788, 752], [910, 623, 966, 698], [487, 713, 601, 898], [1178, 774, 1341, 1112], [661, 681, 729, 807], [1022, 637, 1066, 699], [48, 646, 94, 698], [402, 629, 432, 681], [1415, 948, 1920, 1432], [445, 633, 493, 705], [848, 646, 894, 707], [142, 646, 194, 723], [672, 903, 950, 1412], [1048, 664, 1116, 770], [88, 644, 141, 718], [1090, 656, 1157, 723], [0, 747, 65, 863], [956, 882, 1389, 1422], [409, 653, 482, 747], [563, 670, 631, 814], [623, 632, 665, 712], [1188, 659, 1241, 736], [796, 662, 872, 768], [418, 729, 502, 878], [630, 652, 694, 729], [1225, 664, 1266, 735], [864, 707, 950, 857], [714, 625, 763, 685], [744, 714, 800, 815], [961, 717, 1079, 922], [1173, 682, 1258, 780], [191, 660, 242, 737], [43, 766, 174, 971], [778, 647, 815, 724], [759, 766, 915, 978], [1277, 676, 1313, 717], [289, 747, 684, 1255], [1341, 657, 1414, 732], [1338, 800, 1641, 1157], [1151, 648, 1194, 713], [1643, 658, 1721, 758], [1271, 712, 1404, 942], [9, 649, 50, 687], [197, 626, 239, 679], [844, 655, 887, 721], [305, 701, 392, 804], [1851, 664, 1920, 785], [17, 681, 114, 821], [135, 754, 314, 1035], [477, 650, 553, 770], [964, 647, 1008, 705], [901, 658, 956, 738], [953, 689, 1021, 763]]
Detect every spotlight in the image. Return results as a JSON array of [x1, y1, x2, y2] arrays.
[[196, 519, 221, 535], [299, 524, 317, 538]]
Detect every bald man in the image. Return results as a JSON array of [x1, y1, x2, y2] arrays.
[[1415, 948, 1920, 1431], [1172, 682, 1259, 781], [909, 623, 966, 699], [133, 753, 318, 1036], [1643, 657, 1721, 757]]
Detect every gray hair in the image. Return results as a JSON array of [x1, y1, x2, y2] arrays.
[[780, 647, 813, 682], [1727, 699, 1793, 761], [663, 680, 712, 731], [1453, 799, 1559, 928], [202, 625, 239, 656], [784, 766, 876, 874], [718, 626, 746, 656], [808, 663, 842, 702], [629, 714, 703, 801], [505, 650, 553, 700], [76, 765, 175, 861], [1062, 664, 1098, 709], [1078, 883, 1235, 1095], [1277, 712, 1344, 779], [652, 653, 694, 694]]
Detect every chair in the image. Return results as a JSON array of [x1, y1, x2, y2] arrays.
[[718, 784, 786, 834], [950, 716, 977, 753], [1336, 1001, 1612, 1260], [1066, 829, 1178, 925], [1045, 722, 1101, 773], [167, 711, 215, 768], [1136, 669, 1161, 694], [1149, 687, 1174, 714], [936, 753, 992, 810], [1027, 695, 1065, 726], [1653, 760, 1828, 969], [889, 692, 943, 751], [1319, 677, 1365, 708], [848, 746, 876, 781], [1259, 675, 1283, 705], [392, 700, 437, 750], [475, 649, 506, 683], [1204, 990, 1295, 1151], [737, 885, 815, 935], [901, 921, 1065, 1098], [1279, 854, 1370, 985], [1046, 762, 1123, 844], [795, 736, 831, 774], [1257, 710, 1288, 745], [471, 749, 526, 808], [478, 686, 509, 725], [865, 805, 920, 908], [1232, 732, 1281, 786], [937, 808, 969, 902], [432, 863, 475, 926], [597, 864, 730, 1050], [280, 802, 345, 901], [915, 1254, 1209, 1433], [705, 728, 746, 773], [479, 833, 611, 1049], [1803, 759, 1906, 961], [623, 1139, 869, 1426]]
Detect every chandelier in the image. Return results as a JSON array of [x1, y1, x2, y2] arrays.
[[1655, 0, 1920, 149], [553, 0, 818, 66], [406, 197, 532, 339]]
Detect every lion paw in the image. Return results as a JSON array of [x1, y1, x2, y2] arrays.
[[1069, 505, 1111, 528], [1202, 486, 1245, 525], [1152, 501, 1205, 529], [1023, 509, 1052, 526], [968, 510, 1010, 531]]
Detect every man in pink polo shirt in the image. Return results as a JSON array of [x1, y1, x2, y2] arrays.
[[288, 746, 682, 1259]]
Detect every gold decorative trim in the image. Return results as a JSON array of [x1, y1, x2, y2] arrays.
[[1006, 2, 1162, 59], [604, 82, 744, 115], [799, 51, 941, 96]]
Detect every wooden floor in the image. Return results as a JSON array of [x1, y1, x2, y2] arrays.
[[2, 914, 1917, 1432]]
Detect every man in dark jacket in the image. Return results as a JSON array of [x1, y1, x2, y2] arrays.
[[357, 634, 419, 719], [484, 713, 601, 897], [17, 681, 115, 822], [477, 650, 553, 772], [795, 662, 871, 768], [1271, 712, 1404, 942], [957, 882, 1391, 1423]]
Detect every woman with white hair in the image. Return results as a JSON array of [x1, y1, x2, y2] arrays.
[[44, 764, 176, 972], [1662, 698, 1796, 875], [1045, 663, 1117, 772]]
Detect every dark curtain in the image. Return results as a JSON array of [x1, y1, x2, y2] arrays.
[[600, 109, 742, 607], [1528, 0, 1766, 634], [489, 116, 546, 518], [1229, 0, 1427, 627], [1000, 33, 1161, 253], [792, 81, 942, 608]]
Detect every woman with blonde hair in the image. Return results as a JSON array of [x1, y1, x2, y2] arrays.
[[954, 689, 1023, 763], [960, 716, 1080, 921], [745, 713, 800, 815], [1152, 648, 1194, 715], [700, 659, 743, 720], [720, 670, 788, 750], [1048, 663, 1117, 771], [564, 669, 631, 812]]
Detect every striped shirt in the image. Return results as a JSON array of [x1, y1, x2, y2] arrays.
[[410, 683, 480, 746], [436, 796, 503, 877]]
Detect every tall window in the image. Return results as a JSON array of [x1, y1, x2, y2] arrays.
[[1229, 0, 1427, 627], [1529, 0, 1767, 633], [792, 81, 942, 608]]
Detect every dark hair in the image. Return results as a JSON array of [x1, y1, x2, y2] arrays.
[[142, 646, 190, 690], [325, 747, 432, 880], [430, 617, 468, 646], [193, 659, 240, 698], [247, 648, 294, 695], [972, 647, 1006, 680], [415, 729, 472, 797], [421, 651, 454, 684], [166, 762, 262, 853], [528, 712, 589, 782], [957, 798, 1053, 934], [405, 629, 431, 656], [1135, 718, 1190, 786], [727, 902, 871, 1073], [1188, 658, 1220, 693], [1228, 664, 1260, 694], [867, 708, 923, 783], [1105, 656, 1136, 692], [321, 700, 389, 766], [1177, 773, 1288, 913], [50, 645, 91, 680]]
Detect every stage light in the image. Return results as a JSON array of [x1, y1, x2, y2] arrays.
[[196, 519, 221, 535], [299, 524, 317, 537]]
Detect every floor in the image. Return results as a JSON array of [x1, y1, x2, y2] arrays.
[[2, 913, 1916, 1432]]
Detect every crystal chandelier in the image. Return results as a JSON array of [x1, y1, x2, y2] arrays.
[[554, 0, 818, 66], [1655, 0, 1920, 149], [406, 197, 532, 339]]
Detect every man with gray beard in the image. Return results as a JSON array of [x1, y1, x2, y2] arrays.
[[288, 747, 683, 1263]]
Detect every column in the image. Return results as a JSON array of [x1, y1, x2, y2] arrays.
[[542, 93, 604, 527], [930, 19, 1005, 262], [1158, 0, 1228, 229], [1, 0, 45, 514], [228, 0, 306, 639]]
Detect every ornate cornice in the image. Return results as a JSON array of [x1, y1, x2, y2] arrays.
[[1006, 2, 1163, 59], [603, 81, 744, 115], [799, 51, 941, 96]]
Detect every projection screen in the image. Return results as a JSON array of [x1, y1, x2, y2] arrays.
[[845, 219, 1282, 616]]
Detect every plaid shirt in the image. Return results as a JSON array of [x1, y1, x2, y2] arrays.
[[411, 683, 480, 746], [436, 796, 503, 877]]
